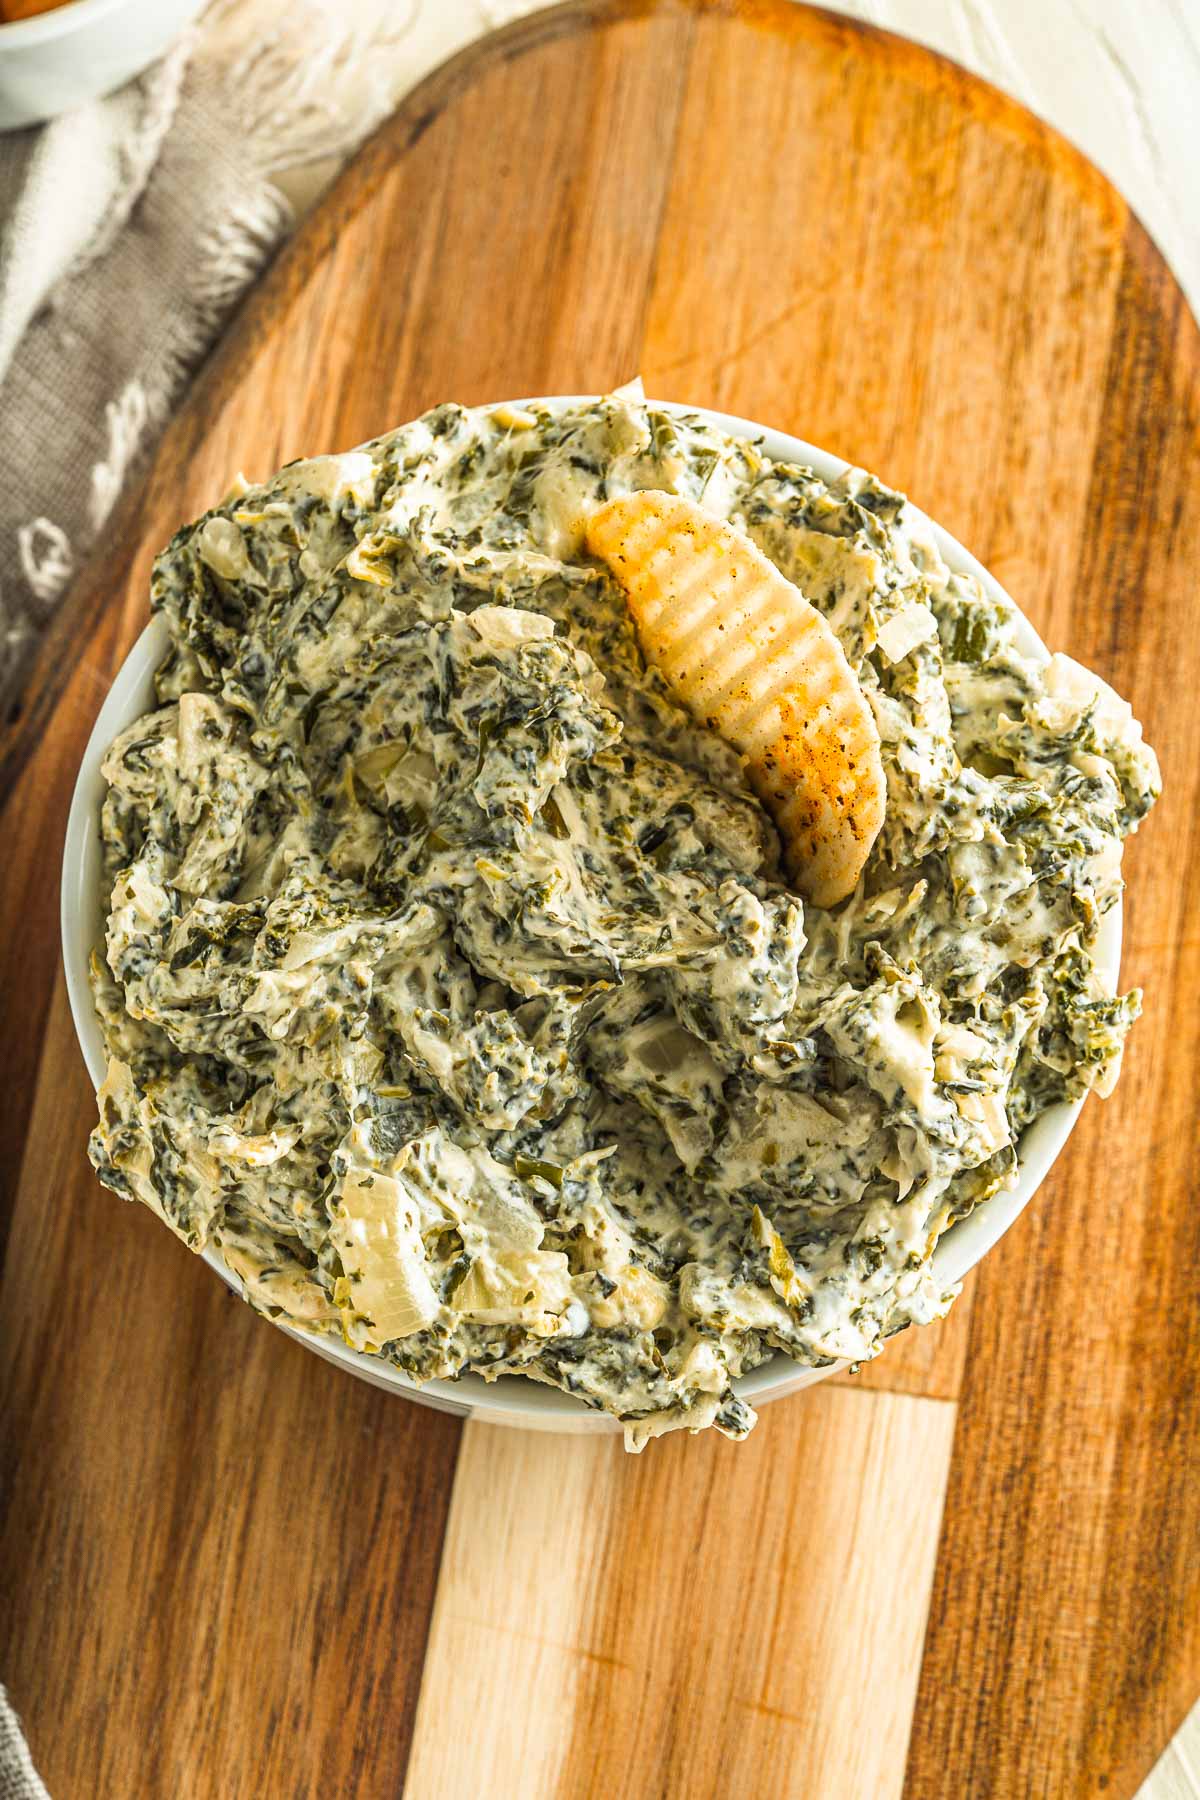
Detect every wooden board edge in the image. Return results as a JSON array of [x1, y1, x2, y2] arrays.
[[0, 0, 1157, 796]]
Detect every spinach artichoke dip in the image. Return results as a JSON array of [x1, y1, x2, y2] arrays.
[[88, 393, 1160, 1448]]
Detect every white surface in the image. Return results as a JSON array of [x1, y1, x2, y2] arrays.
[[1139, 1699, 1200, 1800], [268, 0, 1200, 322], [61, 397, 1119, 1432], [0, 0, 205, 130]]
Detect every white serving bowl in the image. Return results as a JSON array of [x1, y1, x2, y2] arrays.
[[62, 399, 1120, 1432], [0, 0, 204, 131]]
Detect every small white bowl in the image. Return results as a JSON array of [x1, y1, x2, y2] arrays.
[[0, 0, 204, 131], [62, 400, 1120, 1432]]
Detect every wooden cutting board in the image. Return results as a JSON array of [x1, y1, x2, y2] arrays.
[[1, 3, 1197, 1795]]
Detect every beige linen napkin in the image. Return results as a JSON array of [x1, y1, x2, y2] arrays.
[[0, 1688, 48, 1800], [0, 0, 400, 721]]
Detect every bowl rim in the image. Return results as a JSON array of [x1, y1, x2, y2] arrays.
[[0, 0, 148, 46], [61, 393, 1120, 1428]]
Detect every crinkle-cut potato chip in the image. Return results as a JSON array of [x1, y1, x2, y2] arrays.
[[585, 491, 886, 907]]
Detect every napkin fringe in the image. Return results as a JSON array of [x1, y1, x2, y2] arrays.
[[83, 1, 404, 547], [65, 40, 192, 287], [0, 0, 408, 711], [206, 0, 413, 178]]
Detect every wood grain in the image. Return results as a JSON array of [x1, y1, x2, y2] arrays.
[[406, 1393, 956, 1799], [0, 981, 462, 1798], [0, 3, 1196, 1796], [904, 214, 1200, 1800]]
